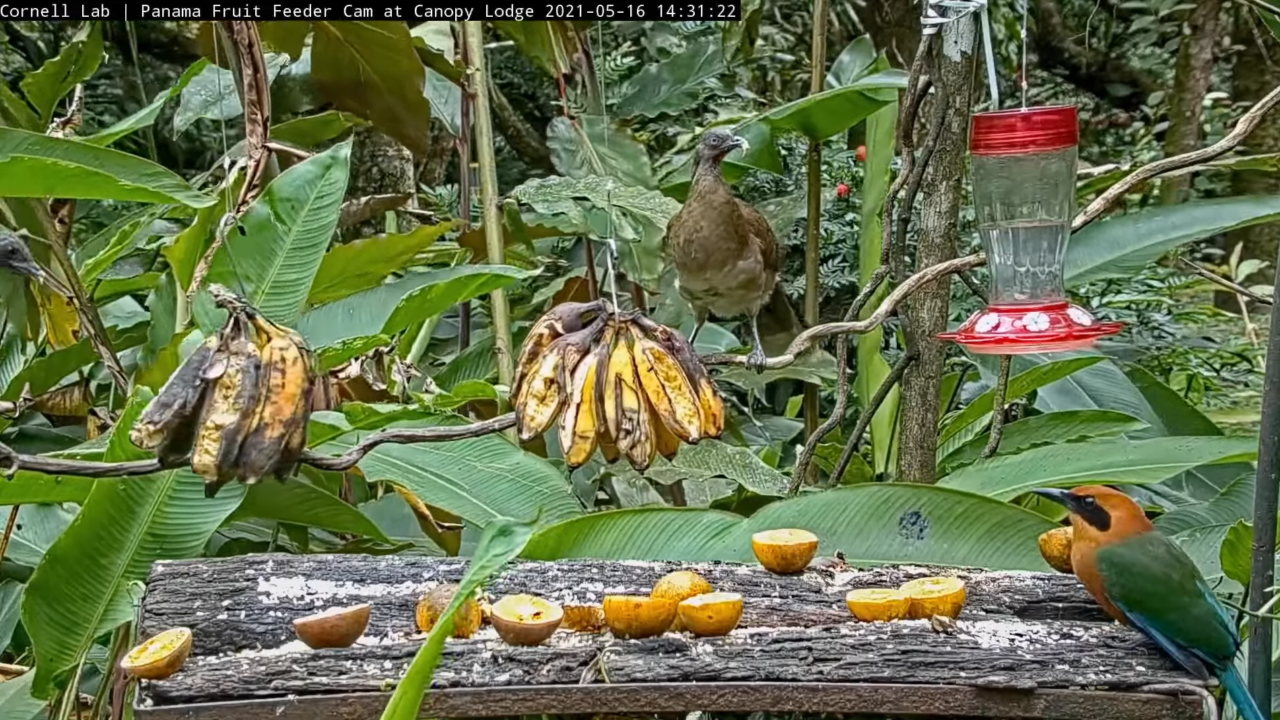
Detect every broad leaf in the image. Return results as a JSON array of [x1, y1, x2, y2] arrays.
[[0, 670, 44, 719], [205, 139, 352, 325], [939, 356, 1105, 445], [174, 54, 290, 134], [939, 409, 1148, 473], [316, 415, 582, 528], [380, 515, 536, 720], [20, 22, 103, 123], [22, 391, 245, 697], [307, 221, 458, 305], [0, 128, 213, 207], [298, 265, 531, 349], [231, 478, 392, 543], [731, 70, 907, 174], [491, 21, 586, 78], [546, 116, 654, 189], [523, 484, 1055, 571], [3, 340, 96, 401], [311, 21, 433, 154], [3, 504, 76, 568], [613, 37, 724, 119], [86, 60, 207, 146], [826, 36, 877, 88], [857, 101, 898, 475], [1066, 196, 1280, 286], [938, 436, 1259, 500], [272, 110, 366, 147], [0, 580, 23, 652], [638, 439, 789, 497]]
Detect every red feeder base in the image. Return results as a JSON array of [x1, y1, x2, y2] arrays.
[[938, 302, 1124, 354]]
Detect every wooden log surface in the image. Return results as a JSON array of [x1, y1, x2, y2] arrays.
[[134, 554, 1204, 720]]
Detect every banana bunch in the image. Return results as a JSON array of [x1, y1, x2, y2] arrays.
[[130, 285, 317, 498], [512, 301, 724, 472]]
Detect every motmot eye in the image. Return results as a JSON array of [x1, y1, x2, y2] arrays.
[[1081, 496, 1097, 507]]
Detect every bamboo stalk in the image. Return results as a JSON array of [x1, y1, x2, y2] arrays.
[[801, 0, 829, 443], [463, 22, 516, 438]]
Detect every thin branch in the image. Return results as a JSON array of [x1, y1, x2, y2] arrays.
[[831, 352, 915, 485], [790, 335, 851, 494], [1074, 83, 1280, 231], [0, 505, 18, 565], [1178, 257, 1273, 306], [265, 141, 312, 160], [980, 355, 1013, 459], [702, 253, 986, 368]]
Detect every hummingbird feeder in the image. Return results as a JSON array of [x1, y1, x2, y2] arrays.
[[939, 105, 1123, 354]]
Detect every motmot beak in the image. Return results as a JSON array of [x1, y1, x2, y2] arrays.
[[1030, 487, 1077, 509]]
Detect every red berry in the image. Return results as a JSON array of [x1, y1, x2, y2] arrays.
[[856, 145, 867, 162], [836, 183, 850, 199]]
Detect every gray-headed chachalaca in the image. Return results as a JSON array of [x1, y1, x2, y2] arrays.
[[0, 230, 129, 391], [666, 129, 803, 373]]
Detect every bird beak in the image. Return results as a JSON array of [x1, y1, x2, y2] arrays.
[[1029, 487, 1075, 508], [731, 135, 750, 153]]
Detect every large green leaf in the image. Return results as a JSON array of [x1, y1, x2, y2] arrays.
[[21, 391, 245, 697], [3, 339, 96, 401], [857, 101, 898, 475], [3, 504, 76, 568], [939, 410, 1149, 474], [174, 54, 289, 134], [826, 36, 877, 88], [231, 478, 392, 543], [524, 484, 1055, 571], [966, 351, 1165, 440], [0, 128, 213, 207], [1125, 365, 1249, 500], [20, 22, 103, 124], [311, 22, 433, 154], [491, 21, 586, 78], [546, 115, 654, 189], [938, 436, 1259, 500], [1066, 196, 1280, 286], [731, 70, 907, 175], [204, 139, 352, 325], [84, 60, 207, 146], [307, 221, 458, 305], [613, 37, 724, 119], [298, 264, 531, 349], [316, 415, 581, 528], [939, 356, 1105, 446], [0, 580, 23, 652], [0, 670, 44, 719], [643, 440, 790, 497], [272, 110, 366, 147], [380, 515, 536, 720]]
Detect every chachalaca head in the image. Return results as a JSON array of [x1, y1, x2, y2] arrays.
[[0, 230, 72, 296], [694, 129, 749, 169]]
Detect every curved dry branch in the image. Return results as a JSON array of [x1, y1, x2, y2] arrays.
[[1074, 83, 1280, 232], [701, 254, 987, 369]]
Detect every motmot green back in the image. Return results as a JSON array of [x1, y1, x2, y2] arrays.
[[1032, 485, 1264, 720]]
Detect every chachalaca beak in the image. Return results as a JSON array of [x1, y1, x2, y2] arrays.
[[730, 135, 750, 153], [1030, 487, 1077, 510]]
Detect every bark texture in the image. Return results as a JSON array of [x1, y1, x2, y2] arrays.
[[1160, 0, 1222, 205], [897, 15, 977, 484], [133, 555, 1199, 720]]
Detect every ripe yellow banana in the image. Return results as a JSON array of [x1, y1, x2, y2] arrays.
[[191, 318, 263, 497], [650, 396, 682, 461], [515, 317, 606, 442], [631, 315, 725, 439], [236, 314, 315, 484], [589, 328, 621, 465], [512, 300, 602, 401], [131, 334, 218, 464], [558, 342, 603, 469], [629, 324, 702, 444], [605, 337, 654, 471]]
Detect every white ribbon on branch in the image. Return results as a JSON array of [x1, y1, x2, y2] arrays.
[[921, 0, 1002, 111]]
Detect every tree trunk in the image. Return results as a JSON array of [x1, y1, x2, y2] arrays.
[[341, 126, 421, 241], [1221, 7, 1280, 306], [1160, 0, 1221, 205], [897, 15, 977, 484]]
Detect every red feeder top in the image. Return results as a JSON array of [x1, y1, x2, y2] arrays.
[[970, 105, 1079, 156]]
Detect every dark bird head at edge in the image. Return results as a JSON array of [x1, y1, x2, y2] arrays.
[[0, 231, 72, 297], [695, 129, 749, 169], [1030, 485, 1154, 542]]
